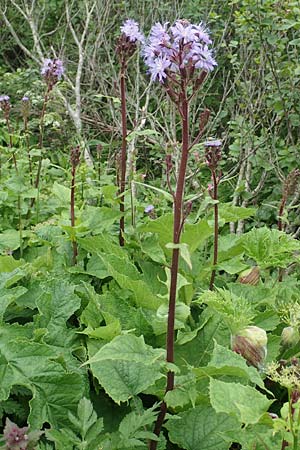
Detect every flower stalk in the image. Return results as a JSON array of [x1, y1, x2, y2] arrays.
[[116, 20, 144, 246], [70, 146, 80, 265], [205, 140, 222, 290], [31, 58, 64, 211]]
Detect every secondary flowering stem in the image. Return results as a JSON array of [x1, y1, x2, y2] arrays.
[[119, 62, 127, 246]]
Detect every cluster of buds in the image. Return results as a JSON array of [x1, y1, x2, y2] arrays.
[[204, 139, 222, 171], [21, 96, 30, 119], [144, 204, 156, 219], [1, 418, 43, 450], [0, 95, 11, 117], [41, 58, 64, 89], [116, 19, 145, 62], [231, 325, 267, 369], [283, 168, 300, 198], [70, 145, 81, 169]]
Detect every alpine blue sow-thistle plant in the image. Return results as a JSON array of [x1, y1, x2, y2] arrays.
[[116, 20, 144, 246], [31, 58, 64, 210], [142, 19, 217, 449]]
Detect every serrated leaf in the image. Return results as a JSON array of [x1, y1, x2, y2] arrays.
[[80, 236, 161, 310], [91, 359, 164, 404], [209, 379, 273, 424], [86, 335, 165, 403], [166, 405, 239, 450]]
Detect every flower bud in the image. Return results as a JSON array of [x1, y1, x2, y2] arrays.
[[231, 326, 267, 369], [281, 326, 300, 347], [238, 266, 260, 285]]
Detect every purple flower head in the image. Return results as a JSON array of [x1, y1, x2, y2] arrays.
[[144, 204, 155, 213], [143, 19, 216, 85], [192, 44, 217, 71], [41, 58, 64, 85], [170, 20, 198, 44], [204, 139, 222, 148], [0, 95, 11, 114], [121, 19, 145, 44], [147, 55, 171, 82], [0, 95, 10, 102], [22, 96, 29, 102]]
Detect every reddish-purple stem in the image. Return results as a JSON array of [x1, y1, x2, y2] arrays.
[[119, 62, 127, 246], [149, 89, 189, 450], [278, 195, 287, 282], [5, 116, 18, 172], [70, 164, 78, 265], [30, 87, 50, 209], [278, 195, 286, 232], [209, 170, 218, 290]]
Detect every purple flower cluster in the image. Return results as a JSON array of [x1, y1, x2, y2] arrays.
[[0, 94, 10, 103], [0, 95, 11, 114], [120, 19, 145, 44], [143, 19, 217, 83], [41, 58, 64, 84]]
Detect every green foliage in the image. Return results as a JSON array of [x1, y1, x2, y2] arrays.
[[46, 398, 104, 450]]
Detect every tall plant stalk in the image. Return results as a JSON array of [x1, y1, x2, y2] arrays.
[[210, 171, 218, 289], [278, 168, 300, 281], [30, 58, 64, 211], [205, 141, 222, 290], [116, 20, 144, 246], [119, 61, 127, 246], [143, 20, 217, 449], [21, 97, 33, 186]]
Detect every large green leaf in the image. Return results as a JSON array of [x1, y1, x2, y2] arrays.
[[218, 204, 256, 223], [34, 279, 81, 361], [80, 236, 162, 310], [174, 308, 230, 369], [166, 405, 239, 450], [209, 379, 273, 424], [85, 334, 164, 365], [0, 336, 86, 429], [87, 335, 165, 404]]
